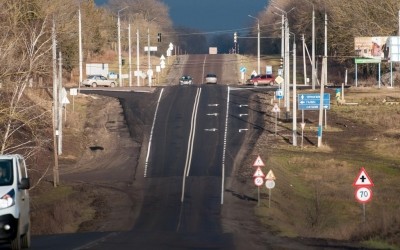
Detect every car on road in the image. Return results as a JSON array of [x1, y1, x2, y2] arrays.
[[248, 74, 275, 86], [205, 73, 217, 84], [0, 154, 31, 249], [179, 75, 193, 85], [81, 75, 116, 87]]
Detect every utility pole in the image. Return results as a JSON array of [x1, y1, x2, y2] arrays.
[[312, 6, 316, 90], [128, 23, 132, 87], [292, 37, 297, 146], [302, 34, 307, 85], [248, 15, 261, 74], [118, 7, 128, 87], [52, 19, 59, 187], [137, 28, 140, 86], [58, 52, 63, 156], [318, 13, 327, 148], [147, 27, 151, 87], [78, 7, 83, 93], [284, 16, 290, 115]]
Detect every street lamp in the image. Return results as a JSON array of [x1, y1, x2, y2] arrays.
[[248, 15, 260, 75], [118, 6, 129, 87]]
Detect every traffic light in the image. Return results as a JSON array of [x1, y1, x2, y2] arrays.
[[234, 32, 237, 43], [157, 33, 162, 42], [280, 58, 283, 68]]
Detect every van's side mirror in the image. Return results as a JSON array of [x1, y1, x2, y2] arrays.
[[18, 178, 30, 190]]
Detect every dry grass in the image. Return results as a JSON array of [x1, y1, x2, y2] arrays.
[[249, 86, 400, 248]]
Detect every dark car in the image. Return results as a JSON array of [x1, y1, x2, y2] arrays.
[[179, 75, 193, 85]]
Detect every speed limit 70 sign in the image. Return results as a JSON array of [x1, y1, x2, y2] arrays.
[[355, 187, 372, 203]]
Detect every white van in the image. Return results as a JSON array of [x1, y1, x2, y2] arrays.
[[0, 155, 30, 249]]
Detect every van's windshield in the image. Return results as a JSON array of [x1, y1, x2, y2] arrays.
[[0, 160, 13, 186]]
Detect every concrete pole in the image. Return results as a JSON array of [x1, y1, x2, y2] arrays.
[[302, 34, 307, 85], [285, 18, 290, 114], [118, 12, 122, 86], [147, 27, 152, 88], [292, 40, 297, 146], [312, 7, 316, 90], [128, 23, 132, 87], [78, 7, 83, 93], [257, 20, 260, 74], [317, 13, 328, 148], [137, 28, 140, 86]]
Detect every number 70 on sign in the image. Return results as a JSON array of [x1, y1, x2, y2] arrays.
[[355, 187, 372, 203]]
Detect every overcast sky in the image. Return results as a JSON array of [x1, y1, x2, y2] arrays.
[[94, 0, 267, 32]]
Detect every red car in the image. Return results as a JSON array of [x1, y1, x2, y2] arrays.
[[249, 74, 275, 86]]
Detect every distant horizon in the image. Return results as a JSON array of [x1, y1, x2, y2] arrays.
[[94, 0, 267, 32]]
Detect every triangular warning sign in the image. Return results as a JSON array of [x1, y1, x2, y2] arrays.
[[265, 170, 276, 180], [353, 167, 374, 187], [253, 155, 265, 167], [253, 167, 265, 178]]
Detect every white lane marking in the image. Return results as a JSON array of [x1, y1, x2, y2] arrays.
[[144, 88, 164, 177], [239, 129, 249, 132], [207, 113, 218, 116], [181, 87, 201, 202], [221, 86, 230, 205], [239, 104, 248, 107], [239, 114, 248, 117], [204, 128, 218, 131], [208, 104, 219, 107]]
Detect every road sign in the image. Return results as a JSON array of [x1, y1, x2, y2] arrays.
[[355, 187, 373, 203], [275, 75, 284, 84], [298, 93, 330, 110], [253, 155, 265, 167], [276, 89, 283, 99], [253, 167, 265, 178], [70, 88, 77, 96], [254, 177, 264, 186], [144, 46, 158, 52], [271, 104, 280, 113], [353, 167, 374, 187], [240, 66, 247, 73], [265, 170, 276, 180], [265, 180, 275, 189]]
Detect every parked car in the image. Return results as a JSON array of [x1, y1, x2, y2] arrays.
[[205, 73, 217, 84], [248, 74, 275, 86], [0, 154, 31, 249], [81, 75, 116, 87], [179, 75, 193, 85]]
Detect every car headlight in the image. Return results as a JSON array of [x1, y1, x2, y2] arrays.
[[0, 190, 15, 209]]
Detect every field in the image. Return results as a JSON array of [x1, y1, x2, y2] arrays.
[[239, 86, 400, 249]]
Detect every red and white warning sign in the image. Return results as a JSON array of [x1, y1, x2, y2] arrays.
[[265, 170, 276, 180], [253, 155, 265, 167], [353, 167, 374, 187], [253, 167, 265, 178], [254, 177, 264, 186], [355, 187, 373, 203]]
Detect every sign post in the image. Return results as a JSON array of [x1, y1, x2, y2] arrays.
[[253, 166, 265, 207], [271, 104, 280, 135], [265, 170, 276, 208], [353, 167, 374, 222]]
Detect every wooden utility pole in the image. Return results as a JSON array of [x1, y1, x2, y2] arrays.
[[52, 19, 59, 187]]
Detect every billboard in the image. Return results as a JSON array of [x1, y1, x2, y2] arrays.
[[385, 36, 400, 62], [354, 36, 389, 61]]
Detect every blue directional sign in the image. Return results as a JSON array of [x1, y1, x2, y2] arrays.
[[276, 89, 283, 99], [240, 66, 247, 73], [298, 93, 330, 110]]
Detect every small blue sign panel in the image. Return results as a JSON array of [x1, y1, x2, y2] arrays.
[[298, 93, 330, 110], [240, 66, 247, 73], [276, 89, 284, 99]]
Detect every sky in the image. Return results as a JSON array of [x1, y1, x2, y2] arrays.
[[94, 0, 267, 32]]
